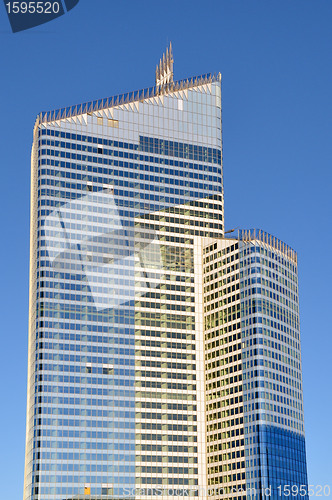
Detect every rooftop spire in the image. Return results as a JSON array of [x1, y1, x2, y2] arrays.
[[156, 43, 174, 89]]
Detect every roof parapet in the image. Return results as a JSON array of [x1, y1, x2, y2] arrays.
[[238, 228, 297, 263], [36, 62, 221, 127]]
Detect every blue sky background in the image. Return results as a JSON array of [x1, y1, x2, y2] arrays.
[[0, 1, 331, 498]]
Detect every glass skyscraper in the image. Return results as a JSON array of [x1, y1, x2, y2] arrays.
[[24, 46, 307, 500], [204, 230, 307, 499]]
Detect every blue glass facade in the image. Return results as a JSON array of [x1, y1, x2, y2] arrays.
[[240, 230, 308, 499], [24, 54, 308, 500], [24, 71, 224, 500], [259, 425, 308, 499], [204, 229, 307, 499]]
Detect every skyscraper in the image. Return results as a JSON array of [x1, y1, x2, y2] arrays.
[[204, 230, 307, 499], [24, 46, 307, 500]]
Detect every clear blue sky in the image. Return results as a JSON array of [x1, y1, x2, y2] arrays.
[[0, 1, 331, 498]]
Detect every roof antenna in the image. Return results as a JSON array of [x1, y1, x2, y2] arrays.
[[156, 43, 174, 90]]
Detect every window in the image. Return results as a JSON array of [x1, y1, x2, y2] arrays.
[[108, 118, 119, 128]]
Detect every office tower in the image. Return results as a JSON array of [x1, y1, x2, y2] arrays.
[[23, 46, 307, 500], [204, 230, 307, 499], [24, 45, 223, 500]]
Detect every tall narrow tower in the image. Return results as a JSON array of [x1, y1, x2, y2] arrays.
[[24, 47, 223, 500]]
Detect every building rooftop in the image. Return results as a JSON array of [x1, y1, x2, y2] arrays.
[[239, 228, 297, 263], [36, 44, 221, 126]]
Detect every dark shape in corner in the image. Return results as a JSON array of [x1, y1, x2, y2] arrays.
[[3, 0, 80, 33]]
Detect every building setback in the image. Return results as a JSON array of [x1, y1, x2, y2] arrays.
[[23, 46, 308, 500]]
